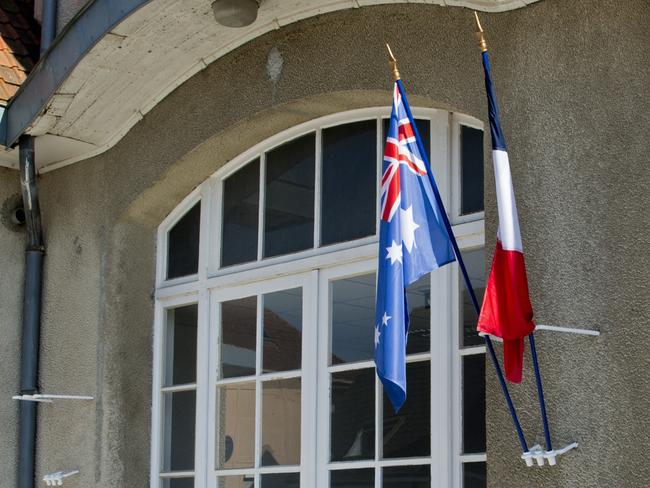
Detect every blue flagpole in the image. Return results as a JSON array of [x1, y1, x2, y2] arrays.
[[529, 333, 553, 452], [395, 79, 529, 454]]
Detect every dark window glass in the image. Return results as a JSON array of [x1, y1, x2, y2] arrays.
[[261, 473, 299, 487], [165, 305, 197, 386], [330, 369, 375, 461], [406, 274, 430, 354], [383, 465, 430, 488], [461, 126, 484, 214], [162, 390, 196, 471], [263, 288, 302, 373], [167, 202, 201, 279], [220, 297, 257, 378], [264, 134, 315, 258], [463, 354, 486, 453], [162, 478, 194, 488], [460, 249, 485, 347], [261, 378, 301, 466], [383, 118, 431, 161], [330, 274, 376, 364], [217, 475, 255, 488], [330, 469, 374, 488], [383, 361, 430, 458], [322, 121, 376, 245], [222, 159, 260, 267], [463, 462, 487, 488]]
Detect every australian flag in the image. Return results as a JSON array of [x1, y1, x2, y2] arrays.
[[375, 81, 456, 412]]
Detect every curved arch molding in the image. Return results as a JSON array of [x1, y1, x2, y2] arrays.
[[0, 0, 539, 171]]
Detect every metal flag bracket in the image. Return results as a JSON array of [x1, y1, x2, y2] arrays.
[[522, 442, 578, 467], [12, 393, 94, 403], [43, 469, 80, 486]]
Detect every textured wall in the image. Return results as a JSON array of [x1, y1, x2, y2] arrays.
[[0, 168, 24, 488], [2, 0, 647, 486]]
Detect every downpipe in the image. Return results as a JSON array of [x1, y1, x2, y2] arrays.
[[18, 135, 44, 488]]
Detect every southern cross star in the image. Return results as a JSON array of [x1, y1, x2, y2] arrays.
[[381, 311, 391, 327], [386, 240, 403, 265]]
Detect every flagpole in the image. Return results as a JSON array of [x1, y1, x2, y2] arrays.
[[474, 12, 554, 455], [386, 44, 529, 454]]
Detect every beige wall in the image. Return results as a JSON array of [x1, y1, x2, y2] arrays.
[[1, 0, 649, 486]]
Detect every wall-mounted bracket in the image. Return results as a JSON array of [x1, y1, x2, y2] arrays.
[[13, 393, 94, 403], [479, 323, 600, 342], [521, 442, 578, 466], [43, 469, 80, 486]]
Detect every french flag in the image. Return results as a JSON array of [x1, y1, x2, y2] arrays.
[[477, 49, 535, 384]]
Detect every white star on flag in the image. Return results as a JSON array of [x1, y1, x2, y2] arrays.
[[386, 240, 403, 265], [381, 312, 392, 327], [375, 326, 381, 347], [400, 205, 420, 253]]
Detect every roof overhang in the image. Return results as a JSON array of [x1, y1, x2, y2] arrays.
[[0, 0, 539, 172]]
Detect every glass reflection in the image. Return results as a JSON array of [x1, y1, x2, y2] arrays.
[[461, 249, 485, 347], [264, 133, 315, 258], [463, 354, 486, 454], [220, 297, 257, 378], [463, 462, 487, 488], [261, 378, 301, 466], [383, 361, 430, 459], [216, 382, 255, 469], [162, 390, 196, 472], [330, 369, 375, 461], [330, 469, 374, 488], [165, 305, 198, 386], [217, 475, 255, 488], [383, 465, 430, 487], [330, 274, 376, 364], [222, 160, 260, 267], [405, 274, 430, 354], [161, 478, 194, 488], [263, 288, 302, 373]]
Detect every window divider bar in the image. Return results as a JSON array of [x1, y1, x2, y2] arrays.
[[458, 346, 487, 357], [159, 471, 195, 478], [160, 383, 197, 393]]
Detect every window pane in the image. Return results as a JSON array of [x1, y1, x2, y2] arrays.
[[405, 274, 430, 354], [161, 478, 194, 488], [330, 274, 376, 364], [463, 462, 486, 488], [383, 118, 430, 160], [461, 126, 484, 215], [261, 473, 300, 487], [263, 288, 302, 373], [220, 297, 257, 379], [261, 378, 301, 466], [218, 475, 255, 488], [162, 390, 196, 472], [322, 120, 376, 245], [222, 159, 260, 267], [460, 249, 485, 348], [165, 305, 197, 386], [463, 354, 486, 453], [216, 382, 255, 469], [383, 361, 430, 458], [330, 369, 375, 461], [330, 469, 374, 488], [383, 465, 430, 488], [167, 202, 201, 279], [264, 134, 315, 258]]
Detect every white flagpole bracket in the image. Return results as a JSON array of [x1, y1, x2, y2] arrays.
[[13, 393, 94, 403], [521, 442, 578, 467], [43, 469, 80, 486]]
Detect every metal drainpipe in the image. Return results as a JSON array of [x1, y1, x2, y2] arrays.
[[18, 135, 44, 488], [40, 0, 57, 55]]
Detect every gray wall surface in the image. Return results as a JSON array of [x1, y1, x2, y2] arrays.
[[1, 0, 648, 486]]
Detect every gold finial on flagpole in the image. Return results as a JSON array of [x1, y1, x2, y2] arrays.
[[474, 11, 488, 52], [386, 43, 401, 81]]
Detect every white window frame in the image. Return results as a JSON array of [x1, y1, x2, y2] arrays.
[[151, 107, 486, 488]]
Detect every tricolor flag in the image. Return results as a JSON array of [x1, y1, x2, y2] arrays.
[[375, 81, 455, 411], [477, 49, 535, 384]]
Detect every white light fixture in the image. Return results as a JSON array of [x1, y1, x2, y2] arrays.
[[211, 0, 259, 28]]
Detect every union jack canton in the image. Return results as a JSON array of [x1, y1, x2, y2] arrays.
[[375, 81, 456, 411]]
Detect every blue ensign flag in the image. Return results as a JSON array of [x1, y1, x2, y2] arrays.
[[375, 81, 456, 412]]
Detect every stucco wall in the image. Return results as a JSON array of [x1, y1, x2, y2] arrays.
[[4, 0, 648, 486]]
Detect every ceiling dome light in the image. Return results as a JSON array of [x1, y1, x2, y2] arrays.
[[211, 0, 259, 28]]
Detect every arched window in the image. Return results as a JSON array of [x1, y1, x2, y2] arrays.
[[152, 108, 486, 488]]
